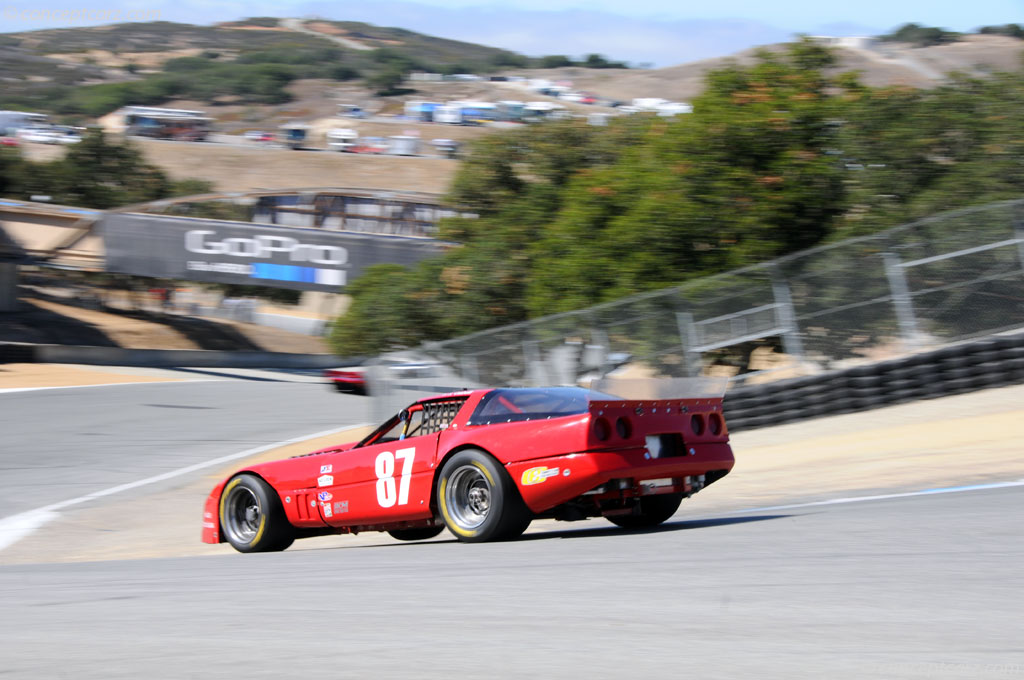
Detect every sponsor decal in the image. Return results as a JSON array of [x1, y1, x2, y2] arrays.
[[324, 503, 333, 518], [334, 500, 349, 514], [317, 474, 334, 487], [521, 466, 560, 486], [317, 491, 333, 502], [185, 230, 348, 265], [202, 521, 216, 529], [320, 464, 333, 474]]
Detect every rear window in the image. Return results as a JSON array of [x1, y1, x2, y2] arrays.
[[468, 387, 615, 425]]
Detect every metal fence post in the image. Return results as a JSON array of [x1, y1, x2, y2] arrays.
[[675, 311, 700, 377], [460, 355, 479, 386], [1015, 202, 1024, 272], [883, 251, 920, 350], [770, 267, 805, 361], [522, 338, 545, 387], [589, 326, 612, 379]]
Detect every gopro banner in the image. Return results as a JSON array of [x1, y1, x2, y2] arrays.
[[101, 213, 450, 292]]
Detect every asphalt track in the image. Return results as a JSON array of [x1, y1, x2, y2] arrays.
[[0, 371, 372, 518], [1, 372, 1022, 678], [1, 488, 1021, 678]]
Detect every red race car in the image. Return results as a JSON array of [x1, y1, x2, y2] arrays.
[[324, 358, 444, 395], [202, 385, 734, 552]]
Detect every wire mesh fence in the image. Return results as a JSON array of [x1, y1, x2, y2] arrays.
[[411, 198, 1024, 388]]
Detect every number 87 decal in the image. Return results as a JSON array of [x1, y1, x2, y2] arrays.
[[375, 447, 416, 508]]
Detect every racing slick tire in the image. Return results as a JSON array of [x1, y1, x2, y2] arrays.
[[388, 526, 445, 541], [606, 493, 683, 529], [219, 474, 295, 553], [437, 449, 532, 543]]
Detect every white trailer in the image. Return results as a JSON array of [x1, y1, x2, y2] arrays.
[[433, 105, 463, 125], [389, 135, 421, 156], [326, 128, 359, 152], [656, 102, 694, 117], [0, 110, 48, 136]]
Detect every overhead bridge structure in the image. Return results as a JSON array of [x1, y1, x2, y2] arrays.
[[0, 188, 463, 310]]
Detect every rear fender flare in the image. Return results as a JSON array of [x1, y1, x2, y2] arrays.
[[429, 444, 502, 515]]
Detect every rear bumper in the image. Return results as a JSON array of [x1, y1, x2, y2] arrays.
[[507, 443, 734, 514]]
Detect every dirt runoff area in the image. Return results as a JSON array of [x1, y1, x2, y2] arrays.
[[0, 372, 1022, 564]]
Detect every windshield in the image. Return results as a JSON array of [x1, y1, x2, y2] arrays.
[[468, 387, 616, 426]]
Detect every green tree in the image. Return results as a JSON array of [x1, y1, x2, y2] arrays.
[[880, 23, 961, 47], [491, 52, 529, 69], [538, 55, 573, 68], [527, 40, 849, 314], [366, 66, 408, 95], [329, 37, 1024, 355], [1, 130, 180, 209]]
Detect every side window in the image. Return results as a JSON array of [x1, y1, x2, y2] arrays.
[[403, 409, 425, 439], [420, 399, 466, 435], [377, 408, 425, 442], [375, 418, 405, 444], [358, 399, 467, 447]]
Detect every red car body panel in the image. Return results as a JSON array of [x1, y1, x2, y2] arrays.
[[323, 369, 365, 387], [202, 388, 734, 544]]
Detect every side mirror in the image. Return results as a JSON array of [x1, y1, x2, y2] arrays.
[[399, 409, 410, 422]]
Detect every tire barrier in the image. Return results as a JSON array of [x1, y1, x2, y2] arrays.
[[0, 342, 36, 364], [724, 332, 1024, 433]]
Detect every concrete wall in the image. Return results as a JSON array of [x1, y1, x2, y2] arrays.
[[31, 344, 354, 369], [0, 263, 17, 312]]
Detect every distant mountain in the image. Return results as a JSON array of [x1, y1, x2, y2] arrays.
[[0, 17, 620, 117], [1, 18, 1021, 123], [0, 18, 523, 113]]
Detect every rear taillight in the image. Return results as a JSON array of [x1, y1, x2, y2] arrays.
[[593, 417, 611, 441], [708, 413, 723, 435], [615, 416, 632, 439], [690, 414, 705, 436]]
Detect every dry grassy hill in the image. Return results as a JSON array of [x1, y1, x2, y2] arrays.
[[521, 34, 1024, 103]]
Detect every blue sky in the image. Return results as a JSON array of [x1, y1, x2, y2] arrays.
[[384, 0, 1022, 31], [2, 0, 1022, 66]]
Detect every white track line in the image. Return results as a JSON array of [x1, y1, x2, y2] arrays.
[[0, 379, 221, 394], [0, 423, 370, 552], [735, 479, 1024, 513]]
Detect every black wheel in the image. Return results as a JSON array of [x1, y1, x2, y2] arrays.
[[436, 449, 532, 543], [332, 383, 368, 395], [388, 526, 445, 541], [606, 493, 683, 529], [219, 474, 295, 553]]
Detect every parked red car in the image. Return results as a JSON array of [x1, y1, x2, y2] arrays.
[[202, 386, 734, 552]]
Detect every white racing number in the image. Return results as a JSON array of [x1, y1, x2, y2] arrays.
[[375, 447, 416, 508]]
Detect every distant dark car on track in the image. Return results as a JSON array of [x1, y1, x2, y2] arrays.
[[202, 385, 735, 552]]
